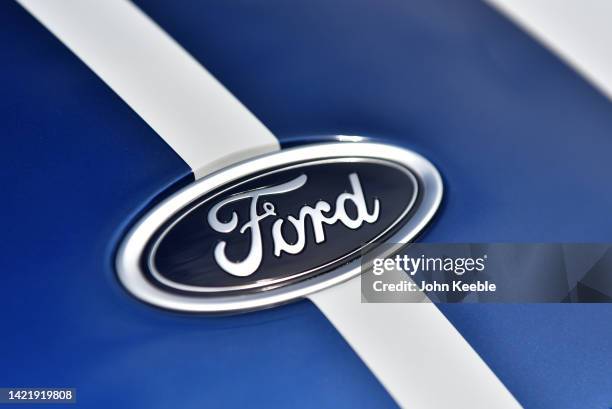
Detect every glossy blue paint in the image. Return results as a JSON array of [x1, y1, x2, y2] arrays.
[[0, 2, 395, 409], [135, 0, 612, 408]]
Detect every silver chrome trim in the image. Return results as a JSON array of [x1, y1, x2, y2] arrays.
[[116, 142, 443, 313]]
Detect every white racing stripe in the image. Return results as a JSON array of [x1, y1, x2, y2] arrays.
[[17, 0, 278, 178], [18, 0, 520, 407], [310, 280, 520, 408], [485, 0, 612, 101]]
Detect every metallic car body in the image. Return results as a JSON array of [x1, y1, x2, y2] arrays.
[[2, 1, 612, 408]]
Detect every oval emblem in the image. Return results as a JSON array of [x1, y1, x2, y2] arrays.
[[116, 142, 442, 313]]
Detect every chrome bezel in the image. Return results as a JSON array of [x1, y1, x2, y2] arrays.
[[116, 142, 443, 313]]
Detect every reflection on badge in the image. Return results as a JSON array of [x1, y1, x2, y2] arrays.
[[116, 142, 443, 313]]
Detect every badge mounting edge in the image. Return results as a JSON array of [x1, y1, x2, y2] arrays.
[[115, 142, 443, 314]]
